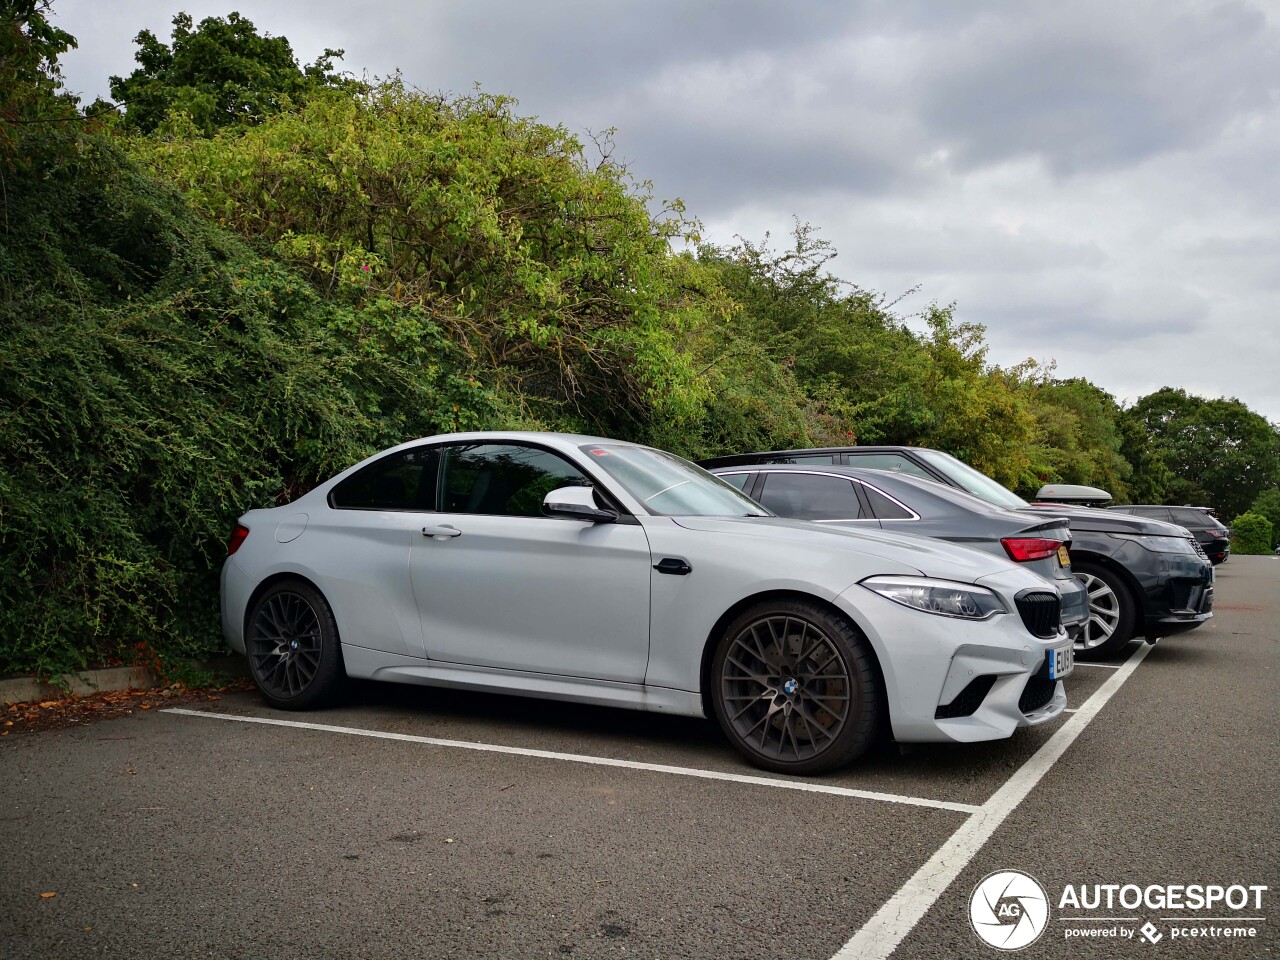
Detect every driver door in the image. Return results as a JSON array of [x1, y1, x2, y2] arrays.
[[408, 441, 654, 682]]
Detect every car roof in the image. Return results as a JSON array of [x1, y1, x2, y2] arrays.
[[710, 463, 1068, 527]]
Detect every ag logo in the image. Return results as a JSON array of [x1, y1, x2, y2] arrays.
[[969, 870, 1050, 950]]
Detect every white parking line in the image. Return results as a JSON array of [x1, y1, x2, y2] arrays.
[[161, 708, 980, 814], [1073, 662, 1123, 668], [831, 642, 1151, 960]]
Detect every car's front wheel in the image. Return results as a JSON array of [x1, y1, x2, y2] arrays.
[[1074, 562, 1136, 659], [245, 579, 347, 709], [710, 600, 880, 775]]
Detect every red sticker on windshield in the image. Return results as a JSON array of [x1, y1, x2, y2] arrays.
[[589, 449, 611, 456]]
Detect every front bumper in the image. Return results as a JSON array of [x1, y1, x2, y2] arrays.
[[836, 570, 1072, 744]]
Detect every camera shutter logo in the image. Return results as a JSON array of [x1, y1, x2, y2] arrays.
[[969, 870, 1051, 950]]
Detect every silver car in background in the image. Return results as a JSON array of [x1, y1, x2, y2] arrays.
[[709, 464, 1089, 640], [221, 432, 1074, 775]]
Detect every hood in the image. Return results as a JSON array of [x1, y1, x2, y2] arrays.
[[671, 515, 1022, 582], [1020, 505, 1191, 537]]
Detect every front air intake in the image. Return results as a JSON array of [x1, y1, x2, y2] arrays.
[[1014, 591, 1061, 639]]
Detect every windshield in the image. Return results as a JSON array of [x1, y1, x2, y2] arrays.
[[917, 449, 1029, 509], [580, 444, 772, 517]]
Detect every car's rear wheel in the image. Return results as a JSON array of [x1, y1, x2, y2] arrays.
[[710, 600, 880, 775], [1074, 562, 1136, 659], [246, 580, 346, 709]]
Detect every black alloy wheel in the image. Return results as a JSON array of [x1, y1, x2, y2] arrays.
[[246, 580, 346, 709], [711, 600, 880, 775]]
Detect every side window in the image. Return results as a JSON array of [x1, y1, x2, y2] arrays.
[[717, 472, 752, 492], [440, 443, 590, 517], [758, 473, 865, 521], [843, 453, 933, 479], [1171, 508, 1208, 527], [861, 484, 914, 520], [1137, 506, 1172, 520], [330, 447, 437, 511], [766, 453, 836, 465]]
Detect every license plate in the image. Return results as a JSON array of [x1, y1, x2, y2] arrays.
[[1049, 645, 1074, 679], [1057, 545, 1071, 567]]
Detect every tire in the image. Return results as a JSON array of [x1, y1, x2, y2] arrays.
[[1074, 562, 1137, 660], [245, 579, 347, 709], [709, 599, 881, 775]]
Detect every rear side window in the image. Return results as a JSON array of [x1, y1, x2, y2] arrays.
[[1171, 508, 1215, 528], [1134, 506, 1172, 520], [843, 453, 933, 479], [862, 484, 913, 520], [758, 472, 866, 520], [330, 447, 437, 511]]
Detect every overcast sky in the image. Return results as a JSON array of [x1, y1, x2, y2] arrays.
[[51, 0, 1280, 424]]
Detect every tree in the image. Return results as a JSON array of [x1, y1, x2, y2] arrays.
[[108, 11, 356, 135], [0, 0, 78, 161], [135, 80, 711, 443], [1023, 377, 1131, 497], [1130, 387, 1280, 517], [1248, 488, 1280, 547]]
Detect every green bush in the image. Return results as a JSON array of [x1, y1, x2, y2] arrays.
[[0, 131, 491, 677], [1228, 512, 1273, 555]]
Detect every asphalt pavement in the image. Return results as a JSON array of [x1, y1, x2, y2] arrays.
[[2, 556, 1276, 960]]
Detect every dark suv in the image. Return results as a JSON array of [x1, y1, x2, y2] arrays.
[[698, 446, 1214, 659], [1107, 505, 1231, 565]]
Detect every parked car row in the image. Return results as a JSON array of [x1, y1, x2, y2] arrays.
[[700, 446, 1216, 658], [220, 433, 1209, 775], [1106, 504, 1231, 565]]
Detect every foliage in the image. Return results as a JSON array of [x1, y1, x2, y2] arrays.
[[1115, 407, 1171, 504], [0, 125, 490, 677], [0, 0, 78, 161], [1023, 377, 1130, 498], [1247, 488, 1280, 547], [695, 228, 1046, 491], [1129, 387, 1280, 518], [107, 11, 358, 135], [1228, 512, 1272, 555], [135, 81, 709, 443]]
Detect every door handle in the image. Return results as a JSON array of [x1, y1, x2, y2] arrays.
[[653, 557, 692, 575], [422, 524, 462, 539]]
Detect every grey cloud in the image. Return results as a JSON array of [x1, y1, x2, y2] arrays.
[[913, 1, 1280, 175]]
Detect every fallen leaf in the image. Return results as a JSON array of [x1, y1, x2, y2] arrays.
[[139, 704, 151, 710], [39, 892, 56, 899]]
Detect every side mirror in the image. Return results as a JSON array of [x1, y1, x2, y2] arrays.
[[542, 485, 618, 523]]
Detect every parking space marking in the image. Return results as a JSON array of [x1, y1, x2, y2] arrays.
[[1073, 662, 1123, 668], [162, 708, 981, 813], [831, 641, 1152, 960], [829, 640, 1152, 960]]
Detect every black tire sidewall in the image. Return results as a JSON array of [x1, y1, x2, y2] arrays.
[[1075, 561, 1137, 660], [246, 580, 346, 710], [710, 599, 880, 775]]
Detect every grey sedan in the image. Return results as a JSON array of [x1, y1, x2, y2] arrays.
[[709, 464, 1089, 639]]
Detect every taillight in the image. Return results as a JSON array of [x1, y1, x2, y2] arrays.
[[227, 523, 250, 556], [1001, 537, 1061, 562]]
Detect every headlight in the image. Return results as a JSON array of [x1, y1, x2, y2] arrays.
[[1111, 533, 1198, 555], [860, 576, 1007, 620]]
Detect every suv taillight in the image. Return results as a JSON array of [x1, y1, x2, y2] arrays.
[[1001, 537, 1062, 562], [227, 524, 250, 556]]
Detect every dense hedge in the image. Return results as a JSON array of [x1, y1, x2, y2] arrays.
[[1228, 513, 1273, 555], [0, 131, 491, 676]]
